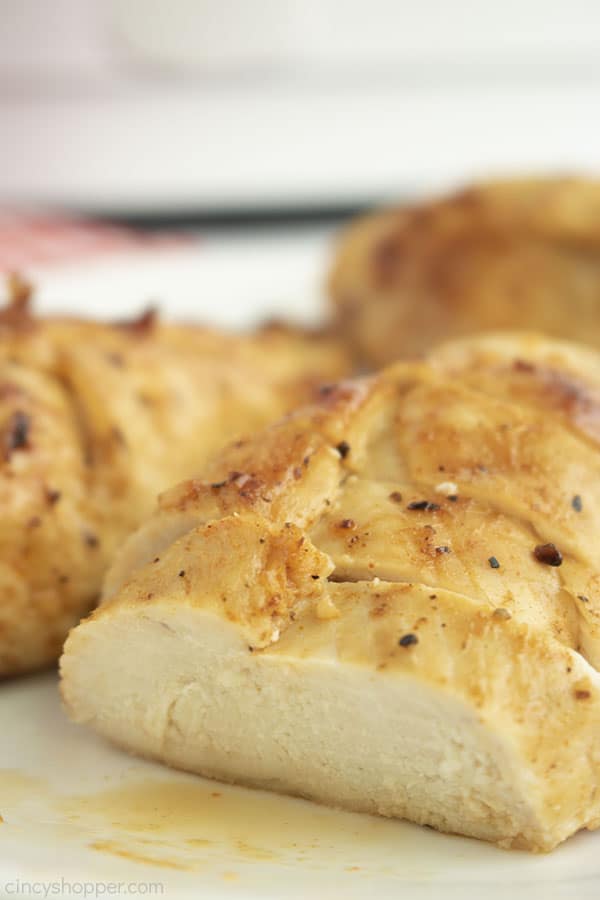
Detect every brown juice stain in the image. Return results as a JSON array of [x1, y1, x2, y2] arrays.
[[59, 775, 412, 868], [89, 839, 193, 871], [1, 766, 434, 874]]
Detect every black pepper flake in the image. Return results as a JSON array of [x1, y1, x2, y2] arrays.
[[389, 491, 403, 503], [447, 495, 458, 502], [488, 556, 500, 569], [84, 532, 99, 549], [153, 557, 160, 563], [336, 440, 351, 459], [407, 500, 440, 511], [492, 607, 511, 621], [533, 543, 563, 567], [339, 518, 356, 529], [398, 633, 419, 648], [319, 384, 336, 397], [435, 545, 450, 554], [575, 689, 591, 700], [513, 358, 535, 373], [46, 488, 61, 506], [179, 570, 185, 577], [4, 410, 30, 458], [210, 480, 227, 489], [578, 594, 590, 603], [311, 574, 320, 580], [572, 494, 583, 513]]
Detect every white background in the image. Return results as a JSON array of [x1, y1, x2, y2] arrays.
[[1, 0, 599, 212]]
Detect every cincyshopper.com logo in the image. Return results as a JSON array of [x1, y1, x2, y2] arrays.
[[3, 880, 164, 897]]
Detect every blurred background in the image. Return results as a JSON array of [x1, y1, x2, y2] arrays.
[[1, 0, 600, 322]]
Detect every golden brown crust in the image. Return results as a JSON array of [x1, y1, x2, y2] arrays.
[[329, 177, 600, 367], [104, 332, 600, 669], [0, 296, 350, 676]]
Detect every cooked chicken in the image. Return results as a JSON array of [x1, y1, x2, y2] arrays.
[[329, 177, 600, 367], [0, 292, 349, 676], [61, 332, 600, 852]]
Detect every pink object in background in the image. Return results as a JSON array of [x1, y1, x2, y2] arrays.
[[0, 213, 190, 273]]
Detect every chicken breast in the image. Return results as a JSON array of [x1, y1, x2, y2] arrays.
[[329, 177, 600, 367], [0, 291, 349, 676], [61, 333, 600, 851]]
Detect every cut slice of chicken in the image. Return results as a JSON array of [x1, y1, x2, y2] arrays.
[[0, 294, 349, 676], [329, 177, 600, 367], [61, 333, 600, 851]]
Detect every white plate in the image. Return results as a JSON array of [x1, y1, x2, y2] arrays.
[[1, 230, 600, 899]]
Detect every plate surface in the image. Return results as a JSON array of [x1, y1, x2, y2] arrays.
[[1, 229, 599, 899], [2, 673, 600, 900]]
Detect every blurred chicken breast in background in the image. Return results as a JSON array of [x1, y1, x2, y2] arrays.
[[329, 178, 600, 367]]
